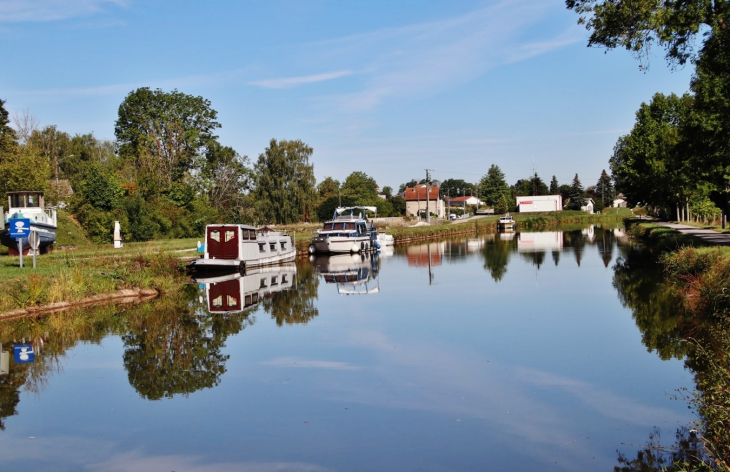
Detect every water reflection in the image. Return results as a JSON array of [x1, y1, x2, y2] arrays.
[[311, 253, 380, 295], [263, 261, 320, 324]]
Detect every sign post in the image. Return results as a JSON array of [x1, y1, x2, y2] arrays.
[[8, 218, 31, 268], [28, 230, 40, 268]]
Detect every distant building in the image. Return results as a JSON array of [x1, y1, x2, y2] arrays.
[[404, 184, 445, 218], [613, 194, 627, 208], [516, 195, 563, 213], [449, 195, 482, 207]]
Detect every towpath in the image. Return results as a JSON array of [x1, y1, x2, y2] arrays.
[[655, 222, 730, 246]]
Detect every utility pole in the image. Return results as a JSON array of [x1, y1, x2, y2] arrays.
[[425, 169, 434, 223]]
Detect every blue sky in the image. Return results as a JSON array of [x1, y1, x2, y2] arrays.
[[0, 0, 694, 191]]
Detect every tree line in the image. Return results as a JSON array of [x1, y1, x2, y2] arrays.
[[567, 0, 730, 222]]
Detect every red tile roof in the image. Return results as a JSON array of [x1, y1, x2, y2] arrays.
[[404, 185, 440, 201]]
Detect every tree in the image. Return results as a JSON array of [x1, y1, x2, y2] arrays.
[[390, 195, 406, 215], [441, 178, 476, 198], [115, 88, 221, 190], [0, 99, 17, 156], [566, 0, 729, 67], [341, 171, 378, 204], [528, 172, 549, 196], [382, 186, 393, 198], [317, 177, 340, 201], [610, 93, 692, 211], [479, 165, 509, 206], [549, 175, 559, 194], [0, 146, 50, 196], [595, 169, 614, 207], [398, 179, 419, 194], [317, 195, 356, 222], [201, 141, 254, 221], [254, 139, 317, 224], [569, 173, 586, 210], [495, 194, 509, 214]]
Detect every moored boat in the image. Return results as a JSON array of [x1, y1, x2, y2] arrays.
[[309, 206, 378, 254], [189, 224, 296, 272], [497, 213, 516, 231], [376, 232, 394, 246], [0, 191, 57, 255]]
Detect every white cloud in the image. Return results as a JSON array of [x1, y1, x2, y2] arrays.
[[260, 356, 360, 370], [249, 70, 354, 89], [0, 0, 127, 22]]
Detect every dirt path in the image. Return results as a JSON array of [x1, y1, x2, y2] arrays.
[[655, 222, 730, 246]]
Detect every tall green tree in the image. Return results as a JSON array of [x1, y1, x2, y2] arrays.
[[569, 173, 586, 210], [0, 99, 17, 155], [479, 165, 509, 206], [528, 172, 549, 196], [441, 178, 476, 198], [201, 141, 254, 222], [549, 175, 559, 194], [341, 171, 378, 204], [254, 139, 317, 224], [595, 169, 614, 207], [317, 177, 340, 201], [115, 88, 221, 191]]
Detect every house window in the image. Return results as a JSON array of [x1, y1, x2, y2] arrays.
[[209, 230, 220, 242]]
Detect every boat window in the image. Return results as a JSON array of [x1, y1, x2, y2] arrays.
[[10, 194, 24, 208], [225, 230, 236, 243], [209, 230, 221, 242], [280, 241, 286, 250], [227, 295, 238, 306], [249, 229, 257, 240], [322, 223, 331, 230], [26, 194, 39, 207], [258, 243, 266, 253], [270, 242, 276, 251], [271, 276, 278, 286], [260, 278, 267, 288], [211, 295, 223, 308], [282, 274, 288, 284], [345, 222, 356, 230], [245, 295, 252, 306], [252, 293, 258, 304], [333, 222, 345, 230]]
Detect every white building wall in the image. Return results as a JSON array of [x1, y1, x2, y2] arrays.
[[406, 200, 445, 218], [516, 195, 563, 213]]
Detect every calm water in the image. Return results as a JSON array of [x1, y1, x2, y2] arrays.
[[0, 225, 696, 471]]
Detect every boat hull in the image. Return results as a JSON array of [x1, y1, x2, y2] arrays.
[[0, 222, 57, 255], [190, 249, 296, 271], [312, 235, 374, 254]]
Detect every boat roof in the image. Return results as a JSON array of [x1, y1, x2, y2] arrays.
[[7, 191, 44, 195], [336, 206, 377, 214]]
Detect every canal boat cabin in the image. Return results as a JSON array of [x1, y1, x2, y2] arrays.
[[190, 224, 295, 272], [0, 191, 57, 255]]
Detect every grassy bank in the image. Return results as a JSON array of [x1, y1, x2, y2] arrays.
[[625, 220, 711, 250]]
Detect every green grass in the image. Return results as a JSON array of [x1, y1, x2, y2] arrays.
[[625, 220, 711, 250]]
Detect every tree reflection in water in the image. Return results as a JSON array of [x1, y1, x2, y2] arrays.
[[480, 235, 515, 282], [614, 427, 710, 472], [263, 261, 320, 326]]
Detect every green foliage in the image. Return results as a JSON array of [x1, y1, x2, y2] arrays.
[[0, 98, 17, 154], [549, 175, 559, 194], [390, 195, 406, 216], [254, 139, 317, 224], [479, 165, 509, 206], [595, 169, 614, 207], [382, 186, 393, 198], [495, 194, 509, 214], [441, 178, 476, 198], [115, 87, 221, 189], [398, 178, 420, 194], [316, 195, 356, 222], [0, 146, 50, 196], [78, 163, 123, 211], [569, 173, 586, 210], [341, 171, 379, 204], [317, 176, 340, 201]]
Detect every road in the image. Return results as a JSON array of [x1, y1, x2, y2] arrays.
[[655, 222, 730, 246]]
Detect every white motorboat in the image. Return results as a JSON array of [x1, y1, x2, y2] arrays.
[[497, 213, 516, 231], [1, 191, 57, 255], [310, 206, 378, 254], [190, 224, 296, 272], [376, 232, 394, 246], [193, 263, 296, 314]]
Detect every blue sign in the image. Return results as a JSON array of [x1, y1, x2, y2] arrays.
[[8, 218, 31, 239], [13, 344, 34, 363]]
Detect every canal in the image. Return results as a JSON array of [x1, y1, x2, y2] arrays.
[[0, 225, 697, 471]]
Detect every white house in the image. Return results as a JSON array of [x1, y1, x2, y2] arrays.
[[613, 194, 627, 208], [516, 195, 563, 213], [449, 195, 482, 207]]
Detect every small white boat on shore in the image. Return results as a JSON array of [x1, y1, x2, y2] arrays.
[[310, 206, 378, 254], [497, 213, 516, 231], [376, 232, 394, 246], [190, 224, 295, 272]]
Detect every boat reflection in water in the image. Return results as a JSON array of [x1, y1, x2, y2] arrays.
[[311, 253, 380, 295], [194, 263, 297, 314]]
